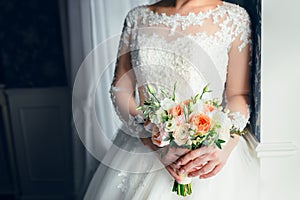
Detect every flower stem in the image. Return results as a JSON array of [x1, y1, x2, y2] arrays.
[[172, 181, 192, 196]]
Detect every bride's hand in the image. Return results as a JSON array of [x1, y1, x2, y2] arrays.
[[158, 145, 189, 166], [174, 145, 232, 179], [149, 126, 190, 182], [158, 146, 189, 182]]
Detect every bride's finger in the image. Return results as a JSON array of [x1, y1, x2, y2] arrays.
[[188, 161, 216, 178], [166, 166, 181, 182], [176, 146, 212, 166], [178, 155, 210, 174], [189, 164, 205, 173], [200, 164, 223, 179], [174, 147, 190, 156]]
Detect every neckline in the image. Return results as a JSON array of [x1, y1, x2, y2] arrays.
[[145, 1, 226, 18]]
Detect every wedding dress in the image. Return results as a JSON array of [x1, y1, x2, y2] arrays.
[[84, 2, 259, 200]]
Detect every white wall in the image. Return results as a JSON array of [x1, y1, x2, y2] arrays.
[[259, 0, 300, 199]]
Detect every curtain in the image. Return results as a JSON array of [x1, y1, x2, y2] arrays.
[[59, 0, 155, 199]]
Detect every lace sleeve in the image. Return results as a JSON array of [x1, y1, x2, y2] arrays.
[[230, 8, 252, 53], [110, 12, 145, 137], [225, 8, 252, 131]]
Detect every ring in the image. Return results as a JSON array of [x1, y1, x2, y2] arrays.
[[196, 162, 207, 169]]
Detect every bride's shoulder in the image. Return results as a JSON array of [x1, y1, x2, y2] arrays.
[[222, 2, 250, 22], [123, 5, 148, 24]]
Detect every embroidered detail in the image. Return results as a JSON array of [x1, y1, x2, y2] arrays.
[[111, 2, 252, 137], [229, 104, 251, 131], [117, 171, 129, 192], [117, 171, 148, 193]]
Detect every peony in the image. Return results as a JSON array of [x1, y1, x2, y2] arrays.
[[189, 113, 211, 135]]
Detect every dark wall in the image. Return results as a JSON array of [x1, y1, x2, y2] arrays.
[[0, 0, 67, 88], [0, 0, 72, 199]]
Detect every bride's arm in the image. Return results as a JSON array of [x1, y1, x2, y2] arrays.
[[111, 48, 185, 181], [222, 23, 252, 152], [111, 13, 177, 154], [110, 13, 145, 137]]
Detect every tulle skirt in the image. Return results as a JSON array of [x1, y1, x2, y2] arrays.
[[84, 129, 259, 200]]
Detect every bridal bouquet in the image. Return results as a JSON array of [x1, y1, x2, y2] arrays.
[[136, 83, 247, 196]]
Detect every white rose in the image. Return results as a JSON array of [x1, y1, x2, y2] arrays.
[[190, 100, 204, 115], [160, 98, 177, 110], [174, 115, 185, 126], [150, 108, 165, 124], [173, 123, 191, 146], [208, 110, 232, 142]]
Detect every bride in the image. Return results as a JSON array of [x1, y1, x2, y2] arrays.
[[84, 0, 259, 199]]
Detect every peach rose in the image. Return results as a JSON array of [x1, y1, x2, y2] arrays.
[[183, 99, 192, 106], [151, 125, 169, 147], [190, 113, 211, 135], [169, 104, 183, 117], [203, 103, 215, 113]]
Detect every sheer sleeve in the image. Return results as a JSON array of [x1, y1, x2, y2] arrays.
[[225, 9, 252, 132], [110, 12, 145, 137]]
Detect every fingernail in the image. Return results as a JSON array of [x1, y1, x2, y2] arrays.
[[179, 169, 185, 174], [176, 161, 181, 166]]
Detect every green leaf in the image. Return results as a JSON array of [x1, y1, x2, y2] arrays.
[[160, 88, 169, 97], [183, 105, 188, 116], [215, 139, 225, 149], [187, 102, 192, 113], [216, 142, 222, 149], [147, 84, 155, 94], [172, 82, 177, 101], [218, 139, 226, 144], [202, 84, 210, 93], [193, 93, 200, 103], [136, 106, 142, 110], [200, 84, 212, 99]]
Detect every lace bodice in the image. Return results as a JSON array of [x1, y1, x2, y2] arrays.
[[111, 1, 252, 136]]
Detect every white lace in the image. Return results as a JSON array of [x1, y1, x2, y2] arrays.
[[124, 1, 251, 97], [111, 1, 251, 147], [110, 2, 253, 193]]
